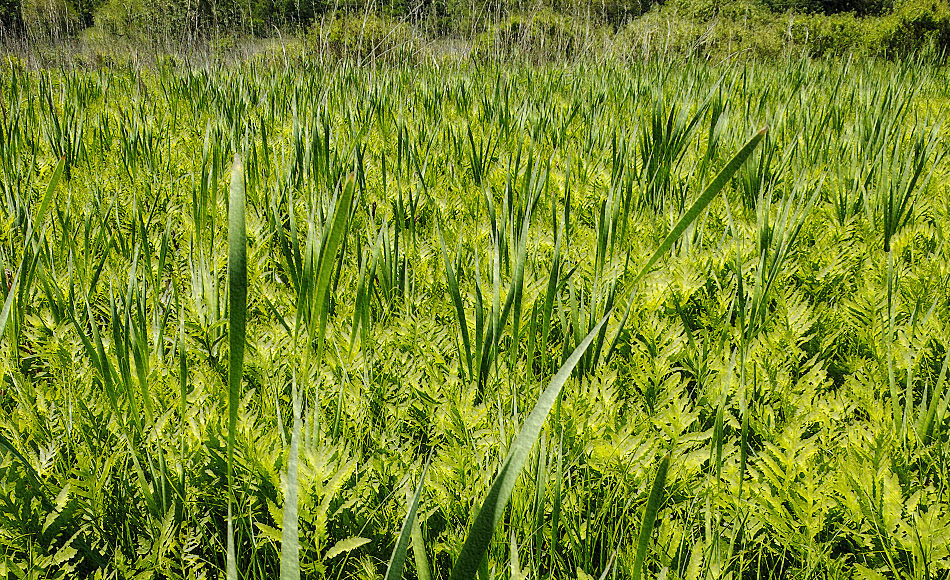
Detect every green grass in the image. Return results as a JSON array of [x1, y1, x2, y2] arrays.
[[0, 53, 949, 580]]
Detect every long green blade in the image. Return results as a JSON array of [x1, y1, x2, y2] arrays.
[[227, 154, 247, 580], [0, 262, 24, 342], [921, 342, 950, 444], [438, 224, 473, 377], [631, 452, 671, 580], [227, 504, 237, 580], [310, 175, 354, 360], [605, 128, 766, 363], [449, 315, 609, 580], [633, 128, 766, 288], [0, 158, 64, 337], [385, 457, 431, 580], [280, 376, 302, 580], [410, 500, 432, 580], [34, 158, 66, 244]]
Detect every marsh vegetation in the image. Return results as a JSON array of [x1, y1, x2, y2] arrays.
[[0, 54, 949, 578]]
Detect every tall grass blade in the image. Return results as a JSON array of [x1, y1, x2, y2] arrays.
[[280, 376, 302, 580], [449, 315, 609, 580], [410, 504, 432, 580], [634, 128, 766, 289], [33, 157, 66, 244], [0, 157, 64, 337], [438, 224, 473, 377], [0, 157, 66, 509], [227, 154, 248, 580], [384, 456, 431, 580], [227, 504, 237, 580], [606, 128, 766, 362], [631, 452, 670, 580], [309, 175, 354, 359], [920, 343, 950, 444]]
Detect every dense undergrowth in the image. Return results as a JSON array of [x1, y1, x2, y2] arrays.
[[0, 53, 949, 578]]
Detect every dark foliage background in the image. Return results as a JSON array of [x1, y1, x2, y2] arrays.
[[1, 0, 947, 58]]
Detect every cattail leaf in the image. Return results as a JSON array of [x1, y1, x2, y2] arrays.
[[438, 223, 473, 378], [631, 452, 671, 580], [0, 157, 64, 338], [385, 457, 430, 580], [34, 157, 66, 242], [410, 500, 432, 580], [228, 153, 248, 462], [310, 175, 354, 359], [449, 314, 609, 580], [605, 128, 766, 363], [921, 337, 950, 443], [227, 154, 247, 580], [633, 127, 766, 288], [227, 504, 237, 580], [280, 378, 302, 580]]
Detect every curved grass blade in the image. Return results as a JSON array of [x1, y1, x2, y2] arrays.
[[410, 500, 432, 580], [385, 456, 431, 580], [634, 127, 766, 288], [0, 261, 25, 341], [438, 223, 473, 378], [32, 157, 66, 247], [0, 159, 67, 505], [605, 128, 766, 363], [0, 431, 52, 506], [631, 452, 671, 580], [921, 343, 950, 444], [449, 314, 609, 580], [280, 375, 302, 580], [227, 154, 247, 580], [227, 504, 237, 580], [0, 157, 65, 337], [309, 175, 354, 363], [228, 154, 248, 475]]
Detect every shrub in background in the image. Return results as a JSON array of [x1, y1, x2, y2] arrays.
[[708, 0, 788, 56], [764, 0, 893, 17], [612, 0, 788, 60], [93, 0, 147, 38], [3, 0, 949, 64], [15, 0, 108, 39], [20, 0, 80, 39], [0, 0, 23, 34], [612, 6, 715, 59], [473, 7, 598, 61], [550, 0, 658, 27], [879, 0, 950, 55], [788, 11, 867, 55], [595, 0, 655, 26], [419, 0, 489, 36], [91, 0, 284, 41], [315, 12, 422, 62]]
